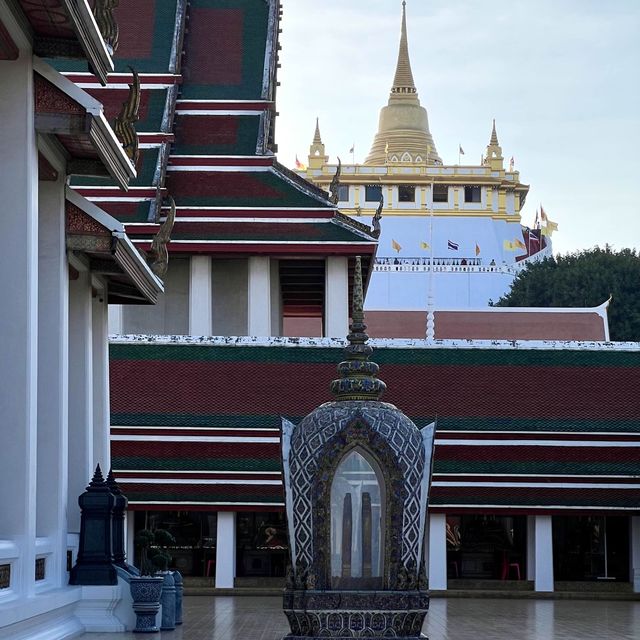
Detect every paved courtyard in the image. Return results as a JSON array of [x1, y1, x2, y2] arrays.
[[79, 595, 640, 640]]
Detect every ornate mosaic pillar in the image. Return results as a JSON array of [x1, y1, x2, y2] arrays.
[[282, 257, 435, 640]]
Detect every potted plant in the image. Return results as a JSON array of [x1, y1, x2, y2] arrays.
[[128, 529, 164, 633], [150, 529, 177, 630]]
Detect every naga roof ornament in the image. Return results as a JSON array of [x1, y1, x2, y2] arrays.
[[328, 157, 341, 205], [114, 66, 140, 166], [147, 197, 176, 278], [93, 0, 119, 54]]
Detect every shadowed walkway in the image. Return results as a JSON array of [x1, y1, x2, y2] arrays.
[[79, 595, 640, 640]]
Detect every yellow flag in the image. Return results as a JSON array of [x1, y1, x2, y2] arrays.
[[392, 239, 402, 253], [514, 238, 526, 249], [420, 241, 430, 250], [503, 239, 515, 251], [542, 219, 559, 237]]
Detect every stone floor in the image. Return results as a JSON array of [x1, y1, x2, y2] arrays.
[[80, 595, 640, 640]]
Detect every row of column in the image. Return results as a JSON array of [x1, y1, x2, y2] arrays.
[[123, 511, 640, 592], [191, 255, 349, 338], [0, 54, 111, 603], [111, 255, 350, 338], [428, 514, 640, 592]]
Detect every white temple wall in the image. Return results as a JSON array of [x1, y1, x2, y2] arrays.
[[121, 256, 189, 334], [212, 258, 249, 336]]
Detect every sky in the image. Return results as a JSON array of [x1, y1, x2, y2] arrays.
[[276, 0, 640, 256]]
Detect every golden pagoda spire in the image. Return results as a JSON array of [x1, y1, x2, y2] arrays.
[[490, 118, 499, 146], [365, 1, 440, 166], [485, 118, 504, 171], [391, 1, 416, 95], [313, 117, 322, 145], [309, 117, 328, 169]]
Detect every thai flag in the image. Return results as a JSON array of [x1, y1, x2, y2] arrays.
[[448, 240, 459, 251]]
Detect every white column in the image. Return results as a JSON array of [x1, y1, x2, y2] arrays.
[[427, 513, 447, 590], [215, 512, 236, 588], [92, 287, 110, 472], [534, 515, 554, 592], [248, 256, 271, 336], [631, 516, 640, 593], [36, 177, 69, 589], [108, 304, 123, 334], [324, 256, 349, 338], [0, 53, 39, 598], [68, 267, 94, 533], [189, 255, 213, 335], [526, 515, 535, 581]]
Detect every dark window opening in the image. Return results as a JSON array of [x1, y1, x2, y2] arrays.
[[338, 185, 349, 202], [365, 185, 382, 202], [464, 186, 482, 203], [433, 185, 448, 203], [398, 185, 415, 202]]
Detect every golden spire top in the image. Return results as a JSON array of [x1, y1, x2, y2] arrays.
[[485, 118, 504, 170], [313, 117, 322, 145], [391, 1, 416, 95], [364, 1, 440, 165], [490, 118, 499, 146]]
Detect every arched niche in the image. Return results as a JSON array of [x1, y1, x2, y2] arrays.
[[401, 152, 412, 162], [310, 418, 405, 591], [330, 447, 385, 589]]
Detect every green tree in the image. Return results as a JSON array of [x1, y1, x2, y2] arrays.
[[494, 246, 640, 341]]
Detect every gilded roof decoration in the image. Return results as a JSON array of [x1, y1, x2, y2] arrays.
[[146, 197, 176, 278], [93, 0, 119, 54], [114, 66, 141, 165]]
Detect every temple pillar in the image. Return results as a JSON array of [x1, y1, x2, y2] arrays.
[[248, 257, 271, 336], [526, 515, 535, 580], [108, 305, 123, 334], [631, 516, 640, 592], [534, 515, 554, 592], [0, 53, 39, 598], [92, 288, 110, 471], [189, 255, 213, 335], [68, 267, 94, 534], [427, 513, 447, 590], [215, 512, 236, 588], [36, 176, 69, 588], [324, 256, 349, 338]]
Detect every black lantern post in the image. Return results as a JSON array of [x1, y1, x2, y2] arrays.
[[69, 464, 117, 585]]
